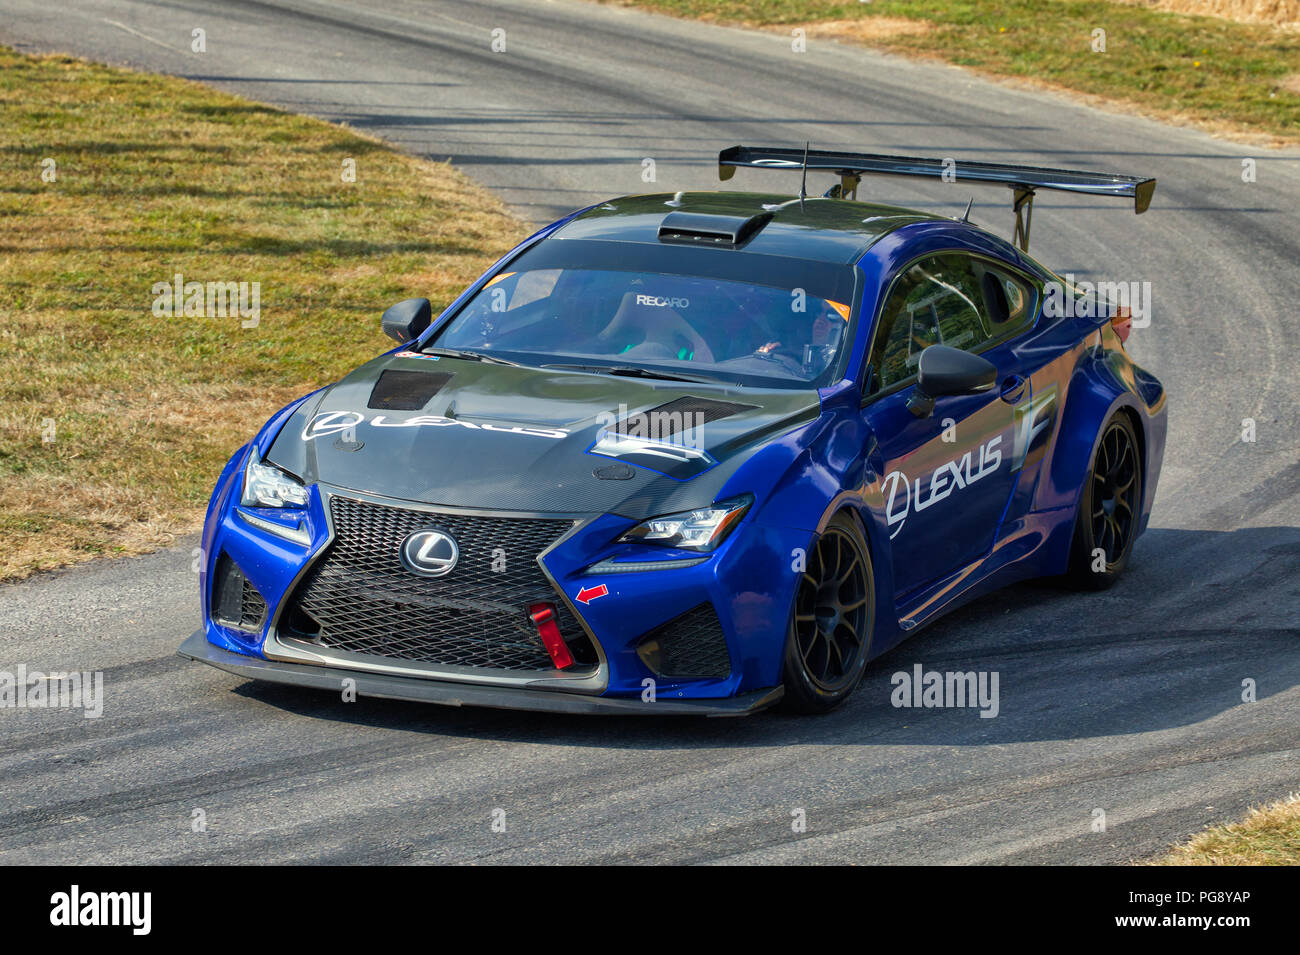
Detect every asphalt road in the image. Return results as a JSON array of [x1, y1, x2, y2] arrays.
[[1, 0, 1298, 864]]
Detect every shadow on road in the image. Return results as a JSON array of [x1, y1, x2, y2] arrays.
[[228, 525, 1300, 750]]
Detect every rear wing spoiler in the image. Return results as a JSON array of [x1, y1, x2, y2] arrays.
[[717, 145, 1156, 251]]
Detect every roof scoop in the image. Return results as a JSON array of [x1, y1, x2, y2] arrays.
[[658, 211, 772, 247]]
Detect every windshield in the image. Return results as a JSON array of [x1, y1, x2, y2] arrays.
[[430, 255, 857, 389]]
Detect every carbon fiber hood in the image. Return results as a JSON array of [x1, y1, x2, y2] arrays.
[[264, 352, 822, 518]]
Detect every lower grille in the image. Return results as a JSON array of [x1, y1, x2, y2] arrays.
[[280, 496, 592, 671], [636, 603, 732, 680], [212, 553, 268, 633]]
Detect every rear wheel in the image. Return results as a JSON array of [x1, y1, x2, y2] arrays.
[[781, 512, 874, 713], [1067, 413, 1142, 589]]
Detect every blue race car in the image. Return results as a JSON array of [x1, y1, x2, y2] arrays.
[[179, 146, 1166, 715]]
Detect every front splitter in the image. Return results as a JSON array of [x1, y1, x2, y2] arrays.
[[178, 631, 783, 717]]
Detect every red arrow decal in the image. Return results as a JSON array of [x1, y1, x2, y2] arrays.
[[575, 584, 608, 605]]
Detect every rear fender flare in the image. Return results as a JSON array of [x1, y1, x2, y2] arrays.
[[1050, 350, 1149, 533]]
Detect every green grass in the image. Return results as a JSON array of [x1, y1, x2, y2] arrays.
[[0, 48, 526, 580], [1153, 793, 1300, 865], [602, 0, 1300, 143]]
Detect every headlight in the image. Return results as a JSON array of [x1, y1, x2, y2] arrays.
[[241, 456, 309, 508], [620, 495, 752, 552]]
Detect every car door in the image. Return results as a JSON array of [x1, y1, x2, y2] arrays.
[[861, 252, 1034, 596], [968, 256, 1056, 535]]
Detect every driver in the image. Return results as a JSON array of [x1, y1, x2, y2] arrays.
[[754, 299, 843, 373]]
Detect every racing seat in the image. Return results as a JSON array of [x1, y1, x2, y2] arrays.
[[596, 292, 715, 362]]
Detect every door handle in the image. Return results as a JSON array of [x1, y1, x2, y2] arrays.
[[999, 374, 1027, 403]]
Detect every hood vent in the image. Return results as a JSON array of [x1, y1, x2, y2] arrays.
[[614, 396, 757, 439], [368, 369, 453, 411]]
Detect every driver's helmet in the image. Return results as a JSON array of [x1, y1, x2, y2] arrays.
[[757, 297, 845, 374]]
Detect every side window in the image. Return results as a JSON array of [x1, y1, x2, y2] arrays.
[[870, 253, 987, 390], [972, 261, 1037, 338]]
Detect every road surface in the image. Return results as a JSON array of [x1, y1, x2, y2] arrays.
[[1, 0, 1297, 863]]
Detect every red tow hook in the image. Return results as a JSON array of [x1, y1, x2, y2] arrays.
[[528, 602, 575, 670]]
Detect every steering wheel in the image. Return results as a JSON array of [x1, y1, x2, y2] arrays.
[[751, 345, 804, 375]]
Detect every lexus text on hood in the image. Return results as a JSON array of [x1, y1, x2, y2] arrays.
[[268, 353, 818, 517]]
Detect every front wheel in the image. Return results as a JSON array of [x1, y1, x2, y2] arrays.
[[1066, 413, 1143, 589], [781, 512, 874, 714]]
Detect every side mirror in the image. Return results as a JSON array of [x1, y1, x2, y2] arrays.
[[907, 345, 997, 418], [381, 298, 432, 344]]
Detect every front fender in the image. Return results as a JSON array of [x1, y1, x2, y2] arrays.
[[746, 386, 901, 664]]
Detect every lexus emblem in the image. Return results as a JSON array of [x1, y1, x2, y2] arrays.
[[400, 528, 459, 577]]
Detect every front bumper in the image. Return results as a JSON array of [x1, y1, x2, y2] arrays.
[[199, 443, 810, 700], [179, 630, 783, 716]]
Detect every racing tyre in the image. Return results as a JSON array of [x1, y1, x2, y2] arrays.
[[781, 512, 874, 714], [1067, 413, 1143, 590]]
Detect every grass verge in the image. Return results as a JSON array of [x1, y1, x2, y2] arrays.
[[0, 47, 526, 581], [601, 0, 1300, 145], [1153, 793, 1300, 864]]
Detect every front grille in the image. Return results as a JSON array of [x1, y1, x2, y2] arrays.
[[636, 603, 732, 680], [280, 496, 592, 671], [212, 553, 267, 633]]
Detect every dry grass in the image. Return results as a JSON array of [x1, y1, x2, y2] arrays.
[[0, 48, 527, 580], [1117, 1, 1300, 29], [1152, 793, 1300, 864], [775, 17, 935, 42]]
